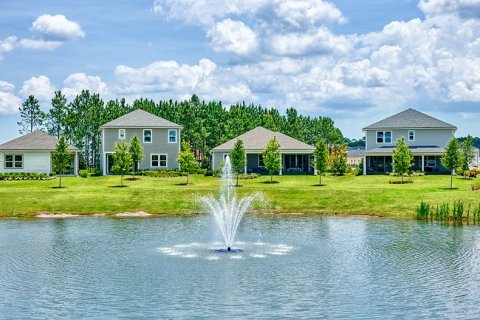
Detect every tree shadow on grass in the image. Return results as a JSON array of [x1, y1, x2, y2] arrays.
[[439, 187, 460, 190], [110, 185, 128, 188], [312, 184, 327, 187], [261, 181, 280, 184], [51, 186, 67, 189], [125, 177, 141, 181], [175, 182, 192, 186]]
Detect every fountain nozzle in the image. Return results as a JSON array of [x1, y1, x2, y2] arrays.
[[227, 247, 231, 252]]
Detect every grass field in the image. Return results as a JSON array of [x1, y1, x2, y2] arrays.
[[0, 174, 478, 218]]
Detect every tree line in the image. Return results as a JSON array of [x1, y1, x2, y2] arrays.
[[18, 91, 344, 169]]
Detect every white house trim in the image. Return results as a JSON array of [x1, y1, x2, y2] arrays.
[[143, 129, 153, 144]]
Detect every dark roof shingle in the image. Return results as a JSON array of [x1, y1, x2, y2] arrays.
[[101, 109, 181, 128], [212, 127, 314, 152], [363, 108, 457, 130], [0, 131, 78, 151]]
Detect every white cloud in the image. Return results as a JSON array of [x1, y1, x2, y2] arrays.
[[19, 76, 56, 102], [419, 0, 480, 18], [62, 73, 108, 100], [31, 14, 85, 41], [154, 0, 346, 57], [207, 19, 257, 55], [0, 81, 21, 115], [113, 58, 254, 104], [17, 39, 62, 50], [0, 36, 17, 59]]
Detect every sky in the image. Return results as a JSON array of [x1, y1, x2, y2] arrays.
[[1, 0, 480, 142]]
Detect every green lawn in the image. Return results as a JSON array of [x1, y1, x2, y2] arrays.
[[0, 174, 478, 219]]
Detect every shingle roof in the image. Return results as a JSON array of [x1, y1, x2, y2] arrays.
[[363, 108, 457, 130], [212, 127, 315, 152], [0, 131, 78, 151], [100, 109, 181, 128], [364, 146, 445, 155], [347, 148, 364, 157]]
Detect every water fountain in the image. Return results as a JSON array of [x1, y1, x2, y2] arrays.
[[201, 156, 257, 252]]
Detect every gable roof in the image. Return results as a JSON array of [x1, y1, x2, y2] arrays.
[[0, 131, 78, 151], [100, 109, 182, 128], [363, 108, 457, 130], [212, 127, 315, 152]]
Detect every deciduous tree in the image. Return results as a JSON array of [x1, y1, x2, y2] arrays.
[[230, 139, 246, 186], [441, 138, 461, 190], [52, 136, 71, 188], [312, 139, 329, 185], [112, 141, 132, 187], [392, 137, 414, 183], [177, 141, 199, 185], [262, 137, 282, 183], [128, 135, 144, 179]]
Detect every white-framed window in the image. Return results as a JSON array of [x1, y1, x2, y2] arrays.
[[118, 129, 126, 140], [258, 154, 265, 167], [143, 129, 152, 143], [5, 154, 23, 169], [168, 129, 177, 143], [376, 131, 392, 144], [408, 130, 415, 141], [151, 154, 167, 168], [424, 156, 436, 167]]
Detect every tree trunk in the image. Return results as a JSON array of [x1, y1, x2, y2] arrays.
[[237, 174, 239, 187], [59, 175, 62, 188], [187, 173, 189, 185], [319, 173, 322, 185], [270, 174, 273, 183], [450, 170, 453, 190], [121, 174, 123, 187], [401, 174, 404, 184]]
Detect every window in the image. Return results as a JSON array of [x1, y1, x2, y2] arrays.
[[143, 129, 152, 143], [5, 154, 23, 169], [258, 154, 265, 167], [151, 154, 167, 167], [376, 131, 392, 144], [424, 156, 436, 168], [168, 129, 177, 143], [408, 130, 415, 141], [119, 129, 126, 140]]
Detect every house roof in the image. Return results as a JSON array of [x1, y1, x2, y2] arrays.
[[100, 109, 182, 129], [363, 145, 445, 155], [0, 131, 78, 151], [363, 108, 457, 130], [347, 148, 364, 157], [212, 127, 315, 152]]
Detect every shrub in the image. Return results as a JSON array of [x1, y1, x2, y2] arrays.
[[134, 169, 186, 178], [472, 179, 480, 191], [93, 168, 103, 176], [238, 173, 260, 179], [204, 169, 214, 177], [469, 168, 480, 179], [79, 170, 89, 178], [0, 172, 51, 181]]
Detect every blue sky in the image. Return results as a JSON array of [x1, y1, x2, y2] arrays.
[[1, 0, 479, 141]]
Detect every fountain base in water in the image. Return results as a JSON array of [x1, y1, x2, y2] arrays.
[[214, 248, 243, 253]]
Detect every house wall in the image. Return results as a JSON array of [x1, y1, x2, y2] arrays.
[[0, 151, 52, 174], [102, 128, 180, 172], [365, 129, 454, 151]]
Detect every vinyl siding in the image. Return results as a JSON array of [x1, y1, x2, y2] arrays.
[[365, 128, 454, 151], [102, 128, 180, 170], [0, 151, 52, 174]]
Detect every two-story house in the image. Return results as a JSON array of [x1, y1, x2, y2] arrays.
[[100, 109, 182, 175], [362, 108, 457, 175]]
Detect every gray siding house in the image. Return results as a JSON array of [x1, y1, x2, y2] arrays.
[[362, 108, 457, 174], [100, 109, 182, 174], [211, 127, 315, 175], [0, 131, 79, 175]]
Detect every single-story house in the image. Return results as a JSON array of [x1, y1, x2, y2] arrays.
[[211, 126, 315, 175], [0, 131, 79, 175]]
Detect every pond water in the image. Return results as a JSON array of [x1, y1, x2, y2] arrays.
[[1, 216, 480, 319]]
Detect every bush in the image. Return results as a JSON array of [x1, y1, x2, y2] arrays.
[[469, 168, 480, 179], [204, 169, 214, 177], [238, 173, 260, 179], [79, 170, 89, 178], [92, 168, 103, 176], [472, 179, 480, 191], [0, 172, 51, 181], [134, 169, 186, 178]]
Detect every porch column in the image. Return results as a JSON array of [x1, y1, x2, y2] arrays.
[[102, 153, 107, 175], [279, 153, 283, 175], [75, 151, 79, 176], [244, 154, 247, 174], [363, 156, 367, 175], [421, 155, 425, 172]]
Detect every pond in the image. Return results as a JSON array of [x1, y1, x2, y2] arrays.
[[1, 216, 480, 319]]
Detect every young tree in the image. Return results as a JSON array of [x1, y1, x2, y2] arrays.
[[262, 137, 282, 183], [460, 135, 475, 179], [441, 138, 461, 190], [18, 95, 45, 133], [52, 136, 71, 188], [230, 139, 246, 186], [392, 137, 414, 183], [112, 141, 132, 187], [128, 135, 144, 179], [312, 139, 329, 185], [177, 141, 199, 184], [329, 144, 348, 175]]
